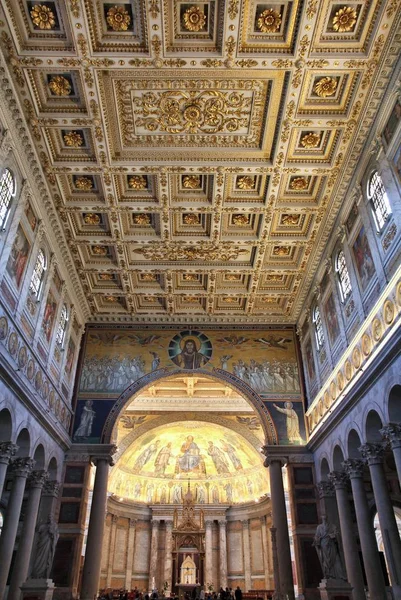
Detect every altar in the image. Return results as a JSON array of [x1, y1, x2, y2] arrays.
[[176, 584, 201, 600]]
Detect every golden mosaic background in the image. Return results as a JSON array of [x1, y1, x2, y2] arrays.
[[1, 0, 400, 322]]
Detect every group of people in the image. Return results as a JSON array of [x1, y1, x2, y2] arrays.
[[97, 587, 243, 600], [232, 358, 300, 393]]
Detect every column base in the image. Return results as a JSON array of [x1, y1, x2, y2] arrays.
[[318, 578, 353, 600], [21, 578, 55, 600]]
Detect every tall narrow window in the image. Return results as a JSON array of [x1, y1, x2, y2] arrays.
[[56, 303, 68, 346], [29, 249, 46, 298], [313, 306, 325, 348], [336, 250, 352, 301], [368, 171, 391, 231], [0, 169, 15, 229]]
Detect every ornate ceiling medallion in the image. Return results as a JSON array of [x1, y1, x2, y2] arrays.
[[183, 214, 200, 225], [136, 242, 247, 261], [261, 296, 276, 303], [223, 296, 237, 303], [133, 213, 151, 225], [83, 213, 101, 225], [183, 274, 199, 281], [332, 6, 357, 33], [182, 175, 201, 189], [99, 273, 115, 281], [236, 176, 256, 190], [75, 176, 93, 191], [290, 177, 309, 190], [63, 131, 84, 147], [141, 273, 157, 282], [300, 132, 321, 148], [183, 6, 207, 32], [281, 214, 300, 226], [48, 75, 71, 97], [184, 295, 198, 303], [128, 175, 147, 190], [30, 4, 56, 30], [225, 274, 241, 281], [266, 274, 283, 282], [92, 245, 108, 256], [273, 246, 291, 256], [106, 6, 131, 32], [105, 295, 118, 302], [256, 9, 282, 33], [232, 214, 250, 226], [313, 77, 338, 98]]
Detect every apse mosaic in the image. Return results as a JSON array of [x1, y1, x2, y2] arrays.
[[109, 421, 269, 505]]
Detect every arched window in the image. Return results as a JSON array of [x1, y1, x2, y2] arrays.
[[336, 250, 352, 301], [56, 303, 68, 346], [0, 169, 15, 229], [368, 171, 391, 231], [29, 249, 46, 298], [313, 305, 325, 348]]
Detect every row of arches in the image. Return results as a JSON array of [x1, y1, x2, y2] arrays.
[[0, 407, 59, 478], [319, 384, 401, 476]]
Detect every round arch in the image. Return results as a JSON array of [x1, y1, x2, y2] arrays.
[[0, 408, 12, 440], [101, 367, 278, 445]]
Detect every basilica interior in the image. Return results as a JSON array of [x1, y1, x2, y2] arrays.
[[0, 1, 401, 600]]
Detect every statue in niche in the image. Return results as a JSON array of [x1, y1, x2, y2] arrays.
[[30, 516, 59, 579], [313, 516, 347, 580]]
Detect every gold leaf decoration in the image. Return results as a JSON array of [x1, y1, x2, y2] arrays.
[[232, 214, 249, 226], [183, 273, 199, 281], [183, 214, 200, 225], [133, 213, 151, 225], [135, 242, 248, 261], [141, 273, 157, 281], [30, 4, 56, 30], [84, 213, 101, 225], [225, 274, 241, 281], [75, 176, 93, 191], [48, 75, 71, 96], [63, 131, 83, 147], [92, 245, 108, 256], [300, 132, 321, 148], [182, 175, 201, 189], [99, 273, 115, 280], [281, 214, 300, 226], [290, 177, 309, 190], [128, 175, 147, 190], [237, 176, 256, 190], [257, 9, 282, 33], [313, 77, 338, 98], [106, 5, 131, 32], [183, 6, 207, 32], [105, 295, 118, 302], [273, 246, 291, 256], [332, 6, 357, 33]]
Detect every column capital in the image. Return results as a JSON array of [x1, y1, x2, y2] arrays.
[[380, 423, 401, 449], [316, 480, 335, 498], [42, 479, 61, 497], [91, 445, 117, 467], [359, 443, 386, 465], [342, 459, 365, 479], [241, 519, 249, 528], [165, 520, 173, 530], [328, 470, 349, 489], [11, 457, 35, 477], [111, 514, 118, 524], [262, 450, 288, 468], [29, 469, 49, 489], [0, 442, 19, 464], [218, 519, 227, 527], [152, 519, 160, 529], [205, 519, 213, 529]]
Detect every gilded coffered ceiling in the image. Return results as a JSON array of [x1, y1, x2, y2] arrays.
[[1, 0, 400, 323]]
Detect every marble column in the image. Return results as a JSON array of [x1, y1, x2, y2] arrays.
[[38, 479, 60, 523], [0, 457, 34, 599], [360, 443, 401, 598], [149, 520, 160, 590], [164, 521, 174, 592], [260, 516, 270, 590], [106, 515, 118, 588], [125, 519, 136, 591], [241, 519, 252, 591], [316, 480, 339, 527], [269, 527, 282, 600], [205, 520, 213, 588], [343, 459, 387, 600], [328, 471, 365, 600], [265, 457, 294, 600], [80, 455, 113, 600], [8, 469, 49, 600], [218, 520, 228, 589], [0, 442, 18, 500], [381, 423, 401, 485]]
